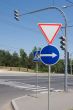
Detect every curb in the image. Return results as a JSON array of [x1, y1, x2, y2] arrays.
[[11, 94, 37, 110], [11, 100, 19, 110], [10, 90, 64, 110], [11, 91, 66, 110], [11, 95, 28, 110]]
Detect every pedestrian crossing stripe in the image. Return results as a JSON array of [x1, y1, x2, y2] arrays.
[[0, 80, 63, 93]]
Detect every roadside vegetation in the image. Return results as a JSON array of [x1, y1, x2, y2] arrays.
[[0, 47, 72, 73]]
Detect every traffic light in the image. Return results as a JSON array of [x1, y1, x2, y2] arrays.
[[59, 36, 66, 50], [14, 10, 20, 21]]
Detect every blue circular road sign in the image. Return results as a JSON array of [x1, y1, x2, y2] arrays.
[[40, 45, 59, 65]]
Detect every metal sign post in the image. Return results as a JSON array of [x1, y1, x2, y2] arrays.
[[36, 62, 38, 98], [48, 65, 51, 110], [40, 45, 60, 110], [33, 50, 40, 98]]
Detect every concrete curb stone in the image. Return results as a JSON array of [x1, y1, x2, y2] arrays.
[[11, 91, 73, 110], [11, 100, 19, 110]]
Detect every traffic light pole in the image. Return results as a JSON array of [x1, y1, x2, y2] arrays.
[[64, 22, 68, 92], [70, 53, 73, 75], [16, 6, 68, 92]]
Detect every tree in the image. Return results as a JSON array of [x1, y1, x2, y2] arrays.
[[39, 62, 48, 72], [0, 50, 12, 66], [19, 49, 28, 67], [4, 51, 12, 66], [51, 59, 64, 73], [28, 52, 35, 69], [11, 52, 19, 67], [0, 50, 6, 66]]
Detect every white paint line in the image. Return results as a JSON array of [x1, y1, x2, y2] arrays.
[[53, 89, 64, 92], [40, 91, 48, 94], [32, 89, 48, 92]]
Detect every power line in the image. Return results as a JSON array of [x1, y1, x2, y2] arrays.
[[66, 0, 73, 4], [0, 16, 40, 34], [62, 25, 73, 28]]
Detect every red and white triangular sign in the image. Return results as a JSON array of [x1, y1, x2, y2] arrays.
[[38, 23, 62, 44]]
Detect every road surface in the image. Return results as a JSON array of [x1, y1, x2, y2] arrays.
[[0, 72, 73, 108]]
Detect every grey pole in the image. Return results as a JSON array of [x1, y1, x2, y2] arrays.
[[70, 54, 72, 75], [18, 6, 68, 92], [36, 62, 38, 98], [71, 58, 72, 75], [64, 21, 68, 92], [48, 65, 51, 110]]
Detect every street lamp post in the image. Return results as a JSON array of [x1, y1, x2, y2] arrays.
[[14, 6, 68, 92]]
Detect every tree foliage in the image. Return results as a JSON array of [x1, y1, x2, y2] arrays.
[[11, 52, 19, 67], [19, 49, 28, 67], [0, 48, 71, 73]]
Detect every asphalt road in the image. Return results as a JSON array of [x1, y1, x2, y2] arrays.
[[0, 73, 73, 108]]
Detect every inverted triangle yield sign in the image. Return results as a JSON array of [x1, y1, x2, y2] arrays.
[[38, 23, 62, 44]]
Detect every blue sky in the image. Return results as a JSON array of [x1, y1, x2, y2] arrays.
[[0, 0, 73, 58]]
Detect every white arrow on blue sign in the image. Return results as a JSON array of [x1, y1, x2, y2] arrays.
[[40, 45, 59, 65]]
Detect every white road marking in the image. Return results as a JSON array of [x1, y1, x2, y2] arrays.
[[0, 80, 49, 93], [0, 79, 63, 93]]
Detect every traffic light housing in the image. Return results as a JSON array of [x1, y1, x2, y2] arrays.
[[14, 10, 20, 21], [60, 36, 66, 50]]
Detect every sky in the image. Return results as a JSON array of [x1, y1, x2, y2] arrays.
[[0, 0, 73, 58]]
